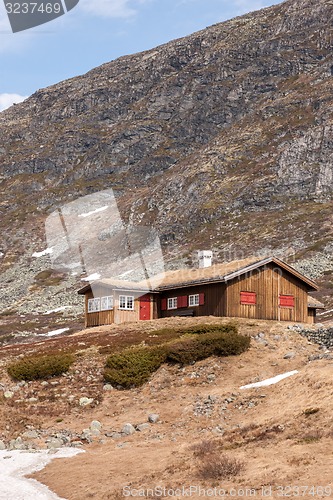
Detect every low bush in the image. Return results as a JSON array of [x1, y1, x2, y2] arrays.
[[166, 331, 250, 365], [198, 453, 244, 479], [104, 346, 167, 389], [7, 353, 75, 381], [104, 326, 250, 389]]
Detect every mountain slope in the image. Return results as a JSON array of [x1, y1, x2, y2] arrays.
[[1, 0, 333, 318]]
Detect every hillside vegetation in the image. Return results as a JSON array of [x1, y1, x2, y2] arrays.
[[0, 316, 331, 499]]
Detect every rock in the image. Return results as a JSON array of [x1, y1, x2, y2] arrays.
[[148, 414, 160, 424], [9, 437, 26, 450], [70, 441, 83, 447], [46, 438, 63, 449], [136, 423, 150, 432], [122, 424, 136, 435], [283, 352, 296, 359], [103, 384, 113, 391], [4, 391, 14, 399], [212, 426, 224, 435], [28, 397, 38, 403], [0, 440, 6, 450], [22, 430, 39, 439], [79, 397, 94, 406], [110, 433, 122, 440], [90, 420, 102, 431]]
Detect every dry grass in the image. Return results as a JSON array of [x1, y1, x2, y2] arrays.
[[198, 453, 245, 480]]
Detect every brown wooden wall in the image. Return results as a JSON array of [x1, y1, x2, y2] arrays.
[[84, 287, 156, 327], [307, 309, 316, 324], [84, 290, 115, 327], [159, 283, 226, 318], [225, 263, 309, 323], [83, 263, 314, 326]]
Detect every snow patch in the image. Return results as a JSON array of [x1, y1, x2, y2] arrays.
[[32, 248, 53, 258], [44, 307, 72, 315], [240, 370, 299, 390], [78, 205, 108, 218], [81, 273, 101, 282], [0, 448, 83, 500], [318, 308, 333, 316], [44, 328, 70, 337]]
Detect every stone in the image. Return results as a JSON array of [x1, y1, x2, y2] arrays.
[[22, 430, 39, 439], [148, 414, 160, 424], [103, 384, 113, 391], [4, 391, 14, 399], [0, 440, 6, 450], [283, 352, 296, 359], [90, 420, 102, 431], [79, 397, 94, 406], [46, 438, 63, 449], [122, 424, 136, 435], [136, 423, 150, 432], [10, 437, 26, 450], [110, 433, 122, 440]]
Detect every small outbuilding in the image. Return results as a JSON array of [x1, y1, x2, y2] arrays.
[[78, 256, 324, 327]]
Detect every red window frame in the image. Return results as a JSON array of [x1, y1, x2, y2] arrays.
[[279, 295, 294, 308], [240, 291, 257, 305]]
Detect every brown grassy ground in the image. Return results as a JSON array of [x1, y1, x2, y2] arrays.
[[0, 316, 332, 499]]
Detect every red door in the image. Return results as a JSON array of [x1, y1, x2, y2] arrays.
[[140, 294, 151, 320]]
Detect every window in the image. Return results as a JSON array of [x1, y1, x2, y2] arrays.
[[88, 298, 101, 313], [119, 295, 134, 310], [279, 295, 294, 308], [101, 296, 113, 311], [189, 294, 200, 307], [240, 291, 256, 305], [167, 297, 177, 310]]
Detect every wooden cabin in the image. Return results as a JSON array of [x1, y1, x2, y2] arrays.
[[78, 256, 324, 327]]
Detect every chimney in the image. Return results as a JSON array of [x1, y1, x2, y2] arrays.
[[198, 250, 213, 269]]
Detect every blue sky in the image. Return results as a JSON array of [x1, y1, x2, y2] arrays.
[[0, 0, 282, 111]]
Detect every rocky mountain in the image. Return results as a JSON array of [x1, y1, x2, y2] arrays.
[[1, 0, 333, 326]]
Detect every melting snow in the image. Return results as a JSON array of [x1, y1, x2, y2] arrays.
[[44, 307, 72, 315], [78, 206, 108, 218], [0, 448, 83, 500], [240, 370, 299, 390], [81, 273, 101, 282], [32, 248, 53, 258], [318, 308, 333, 316], [44, 328, 70, 337]]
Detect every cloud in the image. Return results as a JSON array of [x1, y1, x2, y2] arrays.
[[0, 93, 27, 112], [78, 0, 149, 18]]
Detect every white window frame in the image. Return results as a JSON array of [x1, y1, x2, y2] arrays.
[[188, 294, 200, 307], [119, 295, 134, 311], [101, 295, 114, 311], [167, 297, 178, 310], [88, 297, 101, 313]]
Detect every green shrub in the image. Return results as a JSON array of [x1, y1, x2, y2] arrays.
[[199, 331, 251, 356], [104, 327, 250, 388], [166, 337, 211, 365], [151, 322, 238, 338], [104, 346, 167, 389], [7, 353, 75, 381], [166, 331, 250, 365]]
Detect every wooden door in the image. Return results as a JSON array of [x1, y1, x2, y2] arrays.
[[139, 294, 151, 320]]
